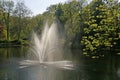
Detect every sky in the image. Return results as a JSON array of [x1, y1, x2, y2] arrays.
[[23, 0, 67, 16], [15, 0, 120, 16]]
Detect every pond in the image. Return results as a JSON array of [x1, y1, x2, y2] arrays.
[[0, 47, 120, 80]]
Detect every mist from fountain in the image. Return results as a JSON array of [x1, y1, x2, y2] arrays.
[[20, 21, 75, 70], [31, 22, 63, 63]]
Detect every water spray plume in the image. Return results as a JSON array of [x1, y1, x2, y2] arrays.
[[20, 21, 75, 70]]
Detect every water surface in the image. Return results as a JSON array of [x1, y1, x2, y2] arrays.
[[0, 47, 120, 80]]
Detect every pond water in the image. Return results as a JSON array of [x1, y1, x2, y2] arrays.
[[0, 47, 120, 80]]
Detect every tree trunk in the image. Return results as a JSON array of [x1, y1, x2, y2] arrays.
[[17, 16, 21, 41]]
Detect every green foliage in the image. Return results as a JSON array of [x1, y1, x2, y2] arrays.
[[0, 23, 7, 40], [0, 0, 14, 41], [0, 0, 119, 57], [81, 0, 120, 56]]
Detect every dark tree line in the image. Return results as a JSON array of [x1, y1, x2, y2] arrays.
[[0, 0, 120, 56], [42, 0, 120, 56], [0, 0, 32, 42]]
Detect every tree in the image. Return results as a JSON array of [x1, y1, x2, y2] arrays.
[[0, 0, 14, 41], [13, 0, 32, 41], [81, 0, 120, 56], [0, 21, 7, 40]]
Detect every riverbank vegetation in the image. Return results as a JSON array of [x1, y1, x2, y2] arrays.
[[0, 0, 120, 57]]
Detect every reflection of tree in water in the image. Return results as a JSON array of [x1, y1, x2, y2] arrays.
[[74, 53, 120, 80], [0, 47, 27, 59], [0, 48, 9, 58], [108, 54, 120, 80]]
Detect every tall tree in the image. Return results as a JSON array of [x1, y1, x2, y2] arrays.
[[0, 21, 7, 40], [13, 0, 32, 41], [81, 0, 120, 56], [0, 0, 14, 41]]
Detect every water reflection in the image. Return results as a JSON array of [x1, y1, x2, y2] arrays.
[[0, 47, 28, 80], [0, 48, 120, 80], [0, 47, 28, 59]]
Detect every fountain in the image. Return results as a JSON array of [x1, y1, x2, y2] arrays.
[[19, 21, 75, 70], [31, 22, 63, 62]]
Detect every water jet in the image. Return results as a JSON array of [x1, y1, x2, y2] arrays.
[[20, 21, 75, 70]]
